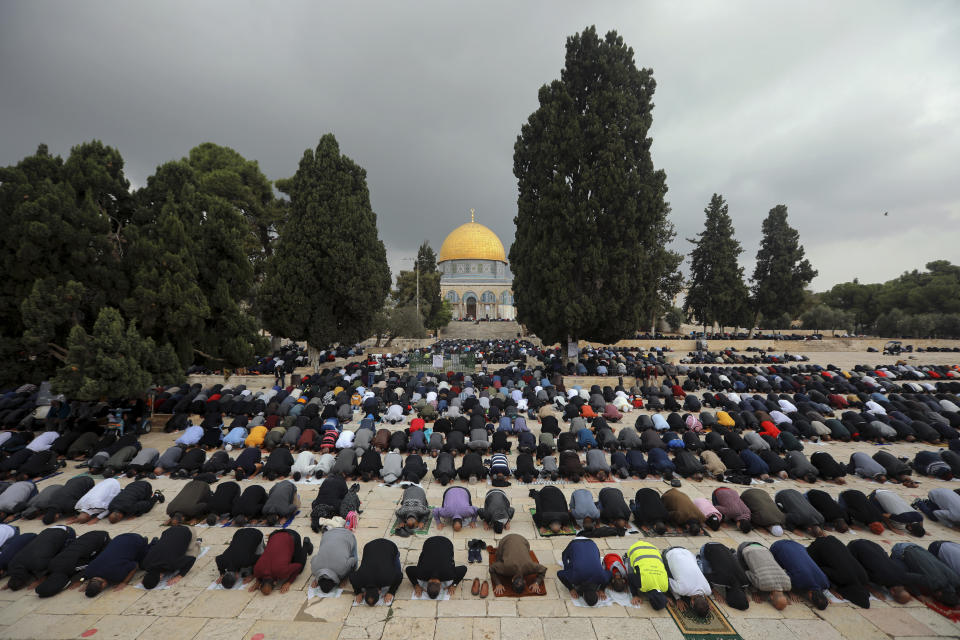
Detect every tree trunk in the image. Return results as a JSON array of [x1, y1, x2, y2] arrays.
[[307, 343, 321, 373], [748, 310, 760, 338], [270, 334, 282, 352]]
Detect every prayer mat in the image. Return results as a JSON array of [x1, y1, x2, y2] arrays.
[[35, 471, 63, 483], [666, 596, 743, 640], [750, 590, 803, 605], [486, 545, 546, 597], [916, 593, 960, 622], [220, 510, 299, 528], [529, 508, 577, 536], [639, 525, 710, 538], [389, 508, 434, 536]]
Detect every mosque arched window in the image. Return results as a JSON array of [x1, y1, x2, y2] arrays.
[[446, 291, 459, 303], [481, 291, 496, 303]]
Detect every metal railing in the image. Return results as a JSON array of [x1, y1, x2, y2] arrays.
[[408, 353, 477, 373]]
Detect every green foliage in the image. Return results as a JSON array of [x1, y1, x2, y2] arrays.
[[388, 305, 426, 340], [393, 243, 449, 331], [820, 260, 960, 336], [665, 307, 685, 332], [684, 194, 750, 330], [260, 134, 391, 354], [800, 305, 852, 335], [750, 205, 817, 324], [0, 142, 128, 384], [511, 26, 677, 345], [52, 308, 157, 400]]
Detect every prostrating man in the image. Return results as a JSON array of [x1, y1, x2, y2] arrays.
[[405, 535, 468, 599], [598, 487, 632, 530], [231, 484, 268, 527], [165, 479, 212, 525], [847, 539, 916, 604], [774, 489, 825, 537], [433, 486, 478, 531], [697, 542, 750, 610], [737, 541, 792, 610], [35, 530, 110, 598], [489, 533, 547, 596], [770, 539, 829, 609], [870, 489, 925, 536], [663, 546, 712, 617], [72, 478, 122, 523], [631, 488, 669, 534], [740, 488, 786, 536], [0, 481, 38, 522], [529, 485, 572, 533], [477, 488, 514, 533], [205, 481, 241, 526], [106, 480, 163, 523], [457, 451, 487, 483], [400, 454, 428, 483], [622, 540, 669, 608], [395, 484, 431, 532], [262, 480, 300, 527], [4, 525, 76, 591], [215, 528, 264, 589], [310, 526, 357, 594], [930, 540, 960, 575], [662, 488, 705, 536], [839, 489, 885, 534], [929, 487, 960, 526], [251, 529, 313, 595], [557, 538, 611, 606], [37, 476, 93, 525], [891, 542, 960, 606], [806, 535, 871, 608], [569, 488, 600, 531], [848, 452, 887, 482], [805, 489, 850, 533], [82, 532, 150, 597], [140, 525, 198, 589], [349, 538, 403, 605], [712, 487, 752, 533]]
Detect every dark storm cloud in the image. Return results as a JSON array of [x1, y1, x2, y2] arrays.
[[1, 1, 957, 290]]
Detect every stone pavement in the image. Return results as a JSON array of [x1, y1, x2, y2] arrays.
[[1, 361, 959, 639]]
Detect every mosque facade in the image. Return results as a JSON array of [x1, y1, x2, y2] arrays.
[[437, 210, 515, 320]]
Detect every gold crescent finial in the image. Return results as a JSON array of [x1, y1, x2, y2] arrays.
[[470, 208, 475, 223]]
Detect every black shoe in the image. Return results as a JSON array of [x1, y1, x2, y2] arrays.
[[153, 491, 165, 504]]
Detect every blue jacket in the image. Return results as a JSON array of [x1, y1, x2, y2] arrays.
[[557, 539, 612, 589], [647, 448, 675, 474], [577, 429, 598, 449], [84, 533, 149, 584], [740, 449, 770, 476], [770, 540, 828, 590]]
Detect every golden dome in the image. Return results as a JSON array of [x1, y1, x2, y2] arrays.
[[437, 214, 506, 263]]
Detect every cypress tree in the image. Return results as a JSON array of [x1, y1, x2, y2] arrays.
[[261, 134, 391, 366], [511, 26, 677, 346], [684, 194, 750, 332], [750, 205, 817, 328]]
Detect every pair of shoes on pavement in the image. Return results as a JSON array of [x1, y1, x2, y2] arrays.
[[470, 577, 489, 598], [467, 539, 485, 563]]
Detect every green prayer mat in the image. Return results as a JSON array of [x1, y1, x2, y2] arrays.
[[528, 508, 577, 536], [666, 596, 743, 640], [390, 507, 435, 536]]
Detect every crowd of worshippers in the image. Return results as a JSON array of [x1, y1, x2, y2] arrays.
[[3, 515, 960, 613]]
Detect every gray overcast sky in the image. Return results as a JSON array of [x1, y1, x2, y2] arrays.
[[2, 1, 958, 291]]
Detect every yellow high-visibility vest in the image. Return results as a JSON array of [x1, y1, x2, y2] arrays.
[[626, 540, 669, 593]]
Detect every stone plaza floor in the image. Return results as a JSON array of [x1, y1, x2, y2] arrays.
[[1, 357, 959, 639]]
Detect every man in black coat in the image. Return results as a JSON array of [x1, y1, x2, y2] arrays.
[[215, 527, 264, 590], [806, 535, 871, 608], [35, 530, 110, 597], [349, 538, 403, 606], [40, 475, 94, 525], [404, 536, 467, 599], [139, 525, 198, 589], [529, 486, 572, 532], [631, 488, 669, 534], [107, 480, 163, 523], [5, 525, 76, 591], [846, 539, 916, 604]]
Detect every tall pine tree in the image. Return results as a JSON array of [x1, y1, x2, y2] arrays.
[[511, 26, 677, 346], [684, 194, 750, 332], [261, 134, 391, 367], [750, 205, 817, 329]]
